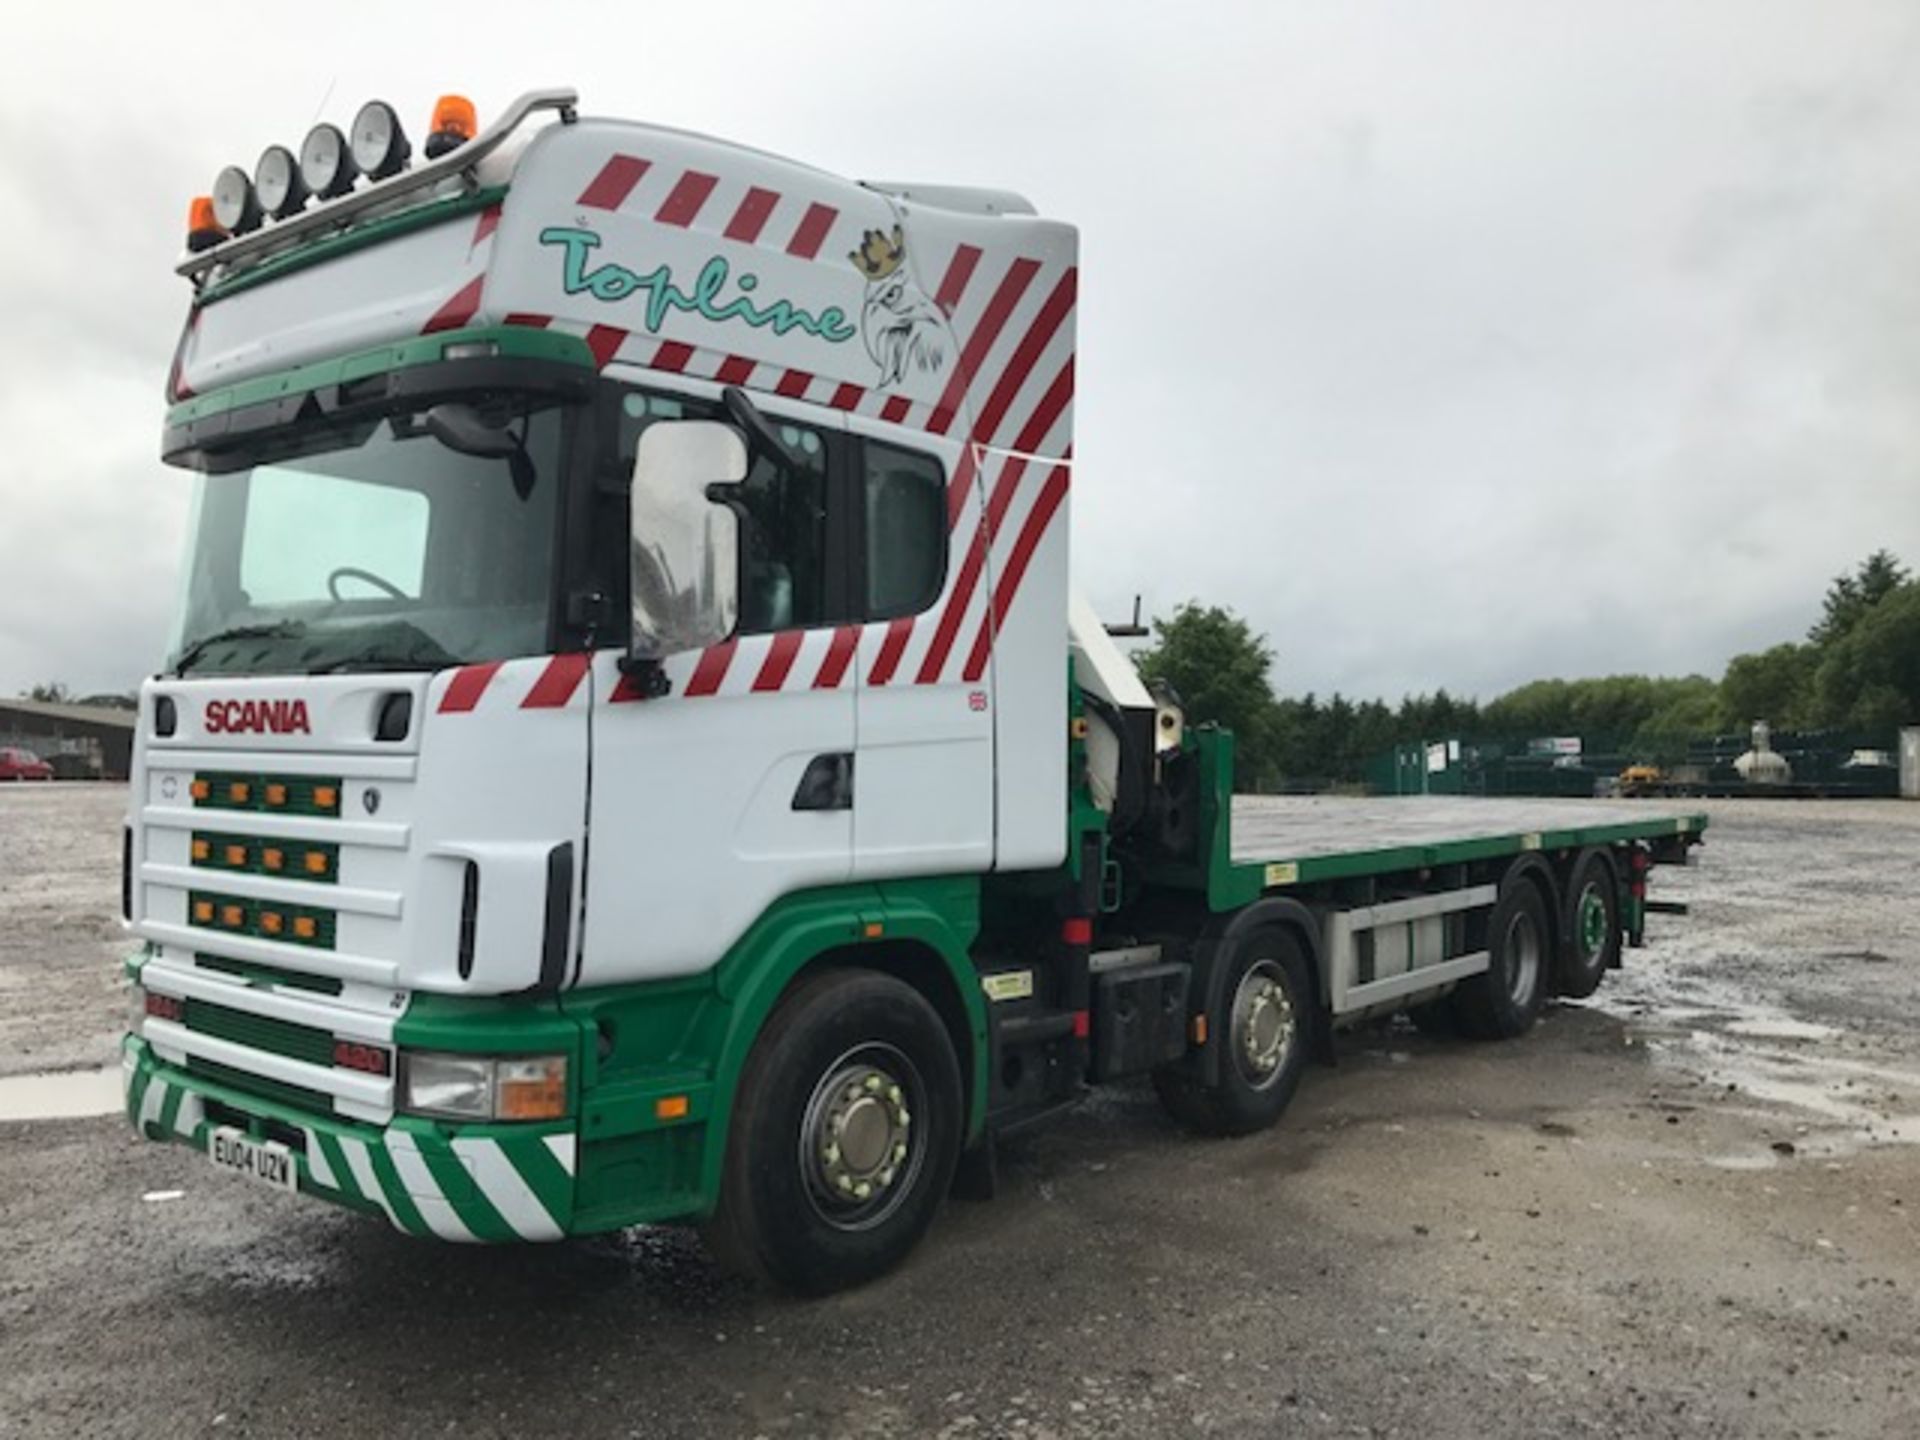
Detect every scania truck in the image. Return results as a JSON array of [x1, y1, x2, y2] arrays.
[[124, 88, 1706, 1293]]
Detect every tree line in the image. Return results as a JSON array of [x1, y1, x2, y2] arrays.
[[1134, 550, 1919, 788]]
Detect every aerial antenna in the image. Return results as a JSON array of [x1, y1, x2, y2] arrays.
[[1105, 594, 1149, 639]]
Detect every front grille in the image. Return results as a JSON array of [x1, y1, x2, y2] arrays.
[[192, 771, 342, 818], [191, 830, 338, 884], [187, 1056, 333, 1113], [188, 888, 337, 949], [183, 995, 335, 1069], [194, 952, 343, 996]]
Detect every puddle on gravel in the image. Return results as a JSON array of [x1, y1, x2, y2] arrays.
[[0, 1066, 122, 1122]]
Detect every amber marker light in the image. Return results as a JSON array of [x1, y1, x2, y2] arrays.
[[221, 904, 244, 928], [260, 912, 284, 936], [225, 844, 247, 867], [186, 195, 226, 253], [262, 848, 284, 871], [292, 916, 317, 940], [190, 839, 210, 862], [192, 900, 214, 923], [266, 783, 287, 806], [655, 1094, 690, 1122], [425, 94, 478, 158], [304, 852, 329, 876], [190, 779, 210, 801], [313, 785, 338, 810], [229, 781, 250, 803], [496, 1058, 569, 1121]]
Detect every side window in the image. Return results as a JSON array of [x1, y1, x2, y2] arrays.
[[617, 390, 830, 635], [863, 440, 946, 620]]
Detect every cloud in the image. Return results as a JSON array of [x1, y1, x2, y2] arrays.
[[4, 2, 1919, 704]]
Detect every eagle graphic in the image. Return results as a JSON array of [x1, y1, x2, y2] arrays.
[[849, 226, 952, 389]]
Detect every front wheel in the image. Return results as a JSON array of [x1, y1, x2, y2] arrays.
[[705, 969, 962, 1295], [1155, 925, 1314, 1136]]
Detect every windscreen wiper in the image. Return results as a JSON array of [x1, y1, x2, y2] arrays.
[[173, 621, 308, 677], [305, 649, 462, 676]]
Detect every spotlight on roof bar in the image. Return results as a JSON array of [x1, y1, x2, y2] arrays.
[[300, 122, 359, 200], [210, 166, 263, 235], [254, 144, 309, 220], [350, 100, 411, 181], [425, 94, 478, 158]]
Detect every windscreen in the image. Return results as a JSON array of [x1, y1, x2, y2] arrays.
[[167, 401, 566, 676]]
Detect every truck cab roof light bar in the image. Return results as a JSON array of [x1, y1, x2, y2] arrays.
[[176, 87, 579, 283]]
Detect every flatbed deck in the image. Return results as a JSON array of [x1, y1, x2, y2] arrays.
[[1230, 795, 1706, 887]]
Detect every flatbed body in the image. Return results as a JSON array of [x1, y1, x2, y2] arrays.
[[1230, 796, 1707, 886]]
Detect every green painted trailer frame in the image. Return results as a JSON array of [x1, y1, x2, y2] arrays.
[[1142, 730, 1707, 912]]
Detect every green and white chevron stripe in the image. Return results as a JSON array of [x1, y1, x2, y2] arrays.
[[124, 1041, 575, 1243]]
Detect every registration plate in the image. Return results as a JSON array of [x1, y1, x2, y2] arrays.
[[208, 1126, 297, 1194]]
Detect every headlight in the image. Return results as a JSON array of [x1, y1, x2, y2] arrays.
[[400, 1052, 569, 1122]]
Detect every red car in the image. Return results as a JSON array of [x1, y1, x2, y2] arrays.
[[0, 747, 54, 781]]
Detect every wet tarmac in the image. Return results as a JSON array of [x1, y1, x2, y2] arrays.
[[0, 1064, 120, 1122], [2, 788, 1918, 1438]]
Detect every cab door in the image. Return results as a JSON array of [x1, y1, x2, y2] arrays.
[[579, 380, 855, 985]]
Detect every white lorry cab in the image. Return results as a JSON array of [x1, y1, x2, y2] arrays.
[[125, 89, 1705, 1292]]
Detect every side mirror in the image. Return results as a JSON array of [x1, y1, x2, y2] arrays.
[[628, 421, 743, 665]]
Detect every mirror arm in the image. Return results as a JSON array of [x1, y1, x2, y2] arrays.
[[615, 653, 673, 698], [721, 385, 803, 468]]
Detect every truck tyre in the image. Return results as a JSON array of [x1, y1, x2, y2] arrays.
[[1450, 882, 1550, 1040], [705, 968, 962, 1295], [1556, 850, 1621, 999], [1153, 925, 1313, 1137]]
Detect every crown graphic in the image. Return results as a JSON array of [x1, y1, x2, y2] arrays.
[[850, 225, 906, 280]]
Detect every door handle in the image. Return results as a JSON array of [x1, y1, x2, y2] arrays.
[[793, 752, 854, 812]]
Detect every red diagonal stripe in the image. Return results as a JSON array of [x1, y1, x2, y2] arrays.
[[686, 639, 737, 697], [974, 267, 1076, 444], [934, 244, 982, 315], [578, 155, 651, 210], [653, 341, 694, 372], [917, 361, 1075, 684], [880, 396, 911, 424], [472, 204, 502, 247], [776, 369, 812, 398], [814, 626, 859, 689], [724, 186, 780, 243], [438, 661, 503, 714], [945, 446, 979, 531], [522, 653, 591, 709], [926, 258, 1040, 436], [829, 383, 864, 410], [786, 203, 838, 259], [609, 671, 652, 704], [868, 617, 915, 686], [715, 355, 756, 386], [656, 170, 719, 228], [422, 275, 484, 334], [1009, 356, 1075, 457], [586, 325, 628, 368], [503, 312, 551, 329], [963, 461, 1071, 682], [752, 631, 804, 692], [915, 523, 990, 685]]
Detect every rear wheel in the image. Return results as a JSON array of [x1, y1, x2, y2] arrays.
[[1451, 881, 1550, 1040], [1155, 926, 1313, 1136], [1556, 850, 1621, 998], [705, 969, 962, 1295]]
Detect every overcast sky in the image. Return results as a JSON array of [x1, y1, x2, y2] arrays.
[[3, 2, 1917, 701]]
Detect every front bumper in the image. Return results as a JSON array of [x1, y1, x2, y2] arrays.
[[123, 1037, 576, 1242]]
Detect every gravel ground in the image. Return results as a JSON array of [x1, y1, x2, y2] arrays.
[[1, 788, 1917, 1438]]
